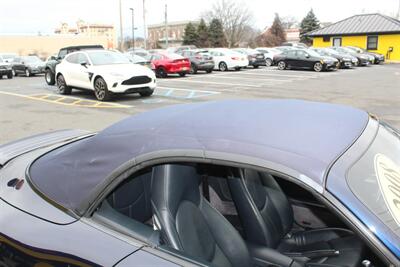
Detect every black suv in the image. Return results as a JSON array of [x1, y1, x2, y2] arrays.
[[44, 45, 104, 85]]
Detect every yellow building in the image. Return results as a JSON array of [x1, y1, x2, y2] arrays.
[[307, 14, 400, 61]]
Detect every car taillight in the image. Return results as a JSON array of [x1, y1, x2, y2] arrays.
[[151, 63, 155, 70], [231, 57, 239, 60]]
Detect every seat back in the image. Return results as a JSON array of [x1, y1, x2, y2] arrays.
[[151, 164, 252, 267], [107, 171, 152, 223], [228, 169, 293, 248]]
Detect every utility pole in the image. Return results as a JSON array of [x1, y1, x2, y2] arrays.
[[165, 4, 168, 48], [119, 0, 124, 50], [130, 8, 135, 49], [143, 0, 147, 49]]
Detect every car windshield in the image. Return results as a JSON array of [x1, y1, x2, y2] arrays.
[[23, 56, 43, 63], [88, 51, 131, 65], [2, 54, 15, 60], [163, 53, 184, 60], [347, 122, 400, 239], [325, 48, 340, 56]]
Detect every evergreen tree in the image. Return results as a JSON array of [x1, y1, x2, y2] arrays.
[[182, 22, 198, 45], [300, 9, 320, 45], [269, 13, 286, 45], [208, 18, 227, 47], [196, 19, 209, 48]]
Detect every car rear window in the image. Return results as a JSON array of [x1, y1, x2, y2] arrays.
[[164, 53, 184, 60], [347, 123, 400, 238]]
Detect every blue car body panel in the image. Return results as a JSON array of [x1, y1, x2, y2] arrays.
[[29, 99, 369, 213]]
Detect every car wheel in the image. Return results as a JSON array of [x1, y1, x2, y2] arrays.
[[156, 67, 168, 78], [57, 74, 72, 95], [94, 77, 111, 101], [253, 65, 259, 69], [45, 69, 55, 85], [25, 69, 31, 77], [7, 72, 13, 79], [234, 67, 241, 71], [266, 58, 273, 67], [179, 72, 186, 77], [313, 62, 323, 72], [219, 62, 228, 71], [139, 89, 154, 97], [189, 65, 198, 74], [206, 69, 213, 73], [277, 61, 286, 70]]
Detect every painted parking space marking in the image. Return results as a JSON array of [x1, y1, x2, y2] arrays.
[[0, 91, 133, 108], [155, 87, 221, 99], [158, 79, 262, 88], [187, 75, 292, 83]]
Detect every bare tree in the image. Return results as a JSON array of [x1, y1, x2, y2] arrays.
[[281, 16, 299, 29], [203, 0, 254, 47]]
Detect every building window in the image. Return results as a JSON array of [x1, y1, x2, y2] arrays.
[[323, 36, 330, 42], [332, 37, 342, 47], [367, 36, 378, 50]]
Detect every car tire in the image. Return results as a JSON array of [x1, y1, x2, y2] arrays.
[[253, 65, 259, 69], [219, 62, 228, 72], [7, 72, 13, 79], [57, 74, 72, 95], [139, 89, 154, 97], [156, 67, 168, 78], [25, 69, 31, 77], [234, 67, 241, 71], [277, 61, 286, 70], [189, 65, 198, 74], [313, 62, 323, 72], [206, 69, 213, 73], [94, 77, 111, 101], [45, 69, 56, 85], [179, 72, 186, 77], [266, 58, 273, 67]]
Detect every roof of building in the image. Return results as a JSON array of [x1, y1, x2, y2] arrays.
[[148, 20, 199, 29], [29, 100, 369, 214], [306, 13, 400, 36]]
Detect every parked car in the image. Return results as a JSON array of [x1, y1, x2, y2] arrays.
[[273, 46, 295, 53], [346, 46, 385, 64], [322, 47, 359, 66], [255, 47, 282, 66], [55, 50, 156, 101], [0, 57, 13, 79], [178, 49, 214, 74], [150, 52, 191, 78], [232, 48, 266, 68], [174, 45, 197, 54], [208, 48, 249, 71], [124, 53, 155, 71], [0, 53, 17, 63], [0, 100, 396, 267], [45, 45, 104, 85], [311, 48, 353, 69], [274, 49, 338, 72], [11, 56, 46, 77], [330, 47, 373, 66], [127, 48, 151, 58]]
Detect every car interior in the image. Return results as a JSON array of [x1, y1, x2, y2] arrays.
[[93, 163, 385, 267]]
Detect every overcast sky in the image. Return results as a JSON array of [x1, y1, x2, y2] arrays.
[[1, 0, 399, 37]]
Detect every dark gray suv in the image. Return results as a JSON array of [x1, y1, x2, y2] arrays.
[[179, 49, 215, 74]]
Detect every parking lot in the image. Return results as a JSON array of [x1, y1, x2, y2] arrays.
[[1, 63, 400, 143]]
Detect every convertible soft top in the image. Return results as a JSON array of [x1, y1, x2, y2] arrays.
[[29, 100, 369, 214]]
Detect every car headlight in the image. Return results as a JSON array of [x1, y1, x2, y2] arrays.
[[109, 72, 124, 77], [320, 60, 325, 64]]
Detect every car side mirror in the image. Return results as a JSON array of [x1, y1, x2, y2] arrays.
[[57, 56, 63, 61], [80, 62, 89, 68], [305, 54, 310, 58]]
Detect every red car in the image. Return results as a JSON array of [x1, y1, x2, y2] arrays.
[[150, 52, 191, 78]]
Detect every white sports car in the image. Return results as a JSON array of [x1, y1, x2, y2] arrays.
[[55, 50, 156, 101]]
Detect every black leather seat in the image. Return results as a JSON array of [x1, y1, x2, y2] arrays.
[[150, 164, 253, 267], [228, 169, 364, 266], [107, 171, 152, 223]]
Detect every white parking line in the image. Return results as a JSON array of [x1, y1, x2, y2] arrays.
[[156, 87, 221, 98], [233, 72, 320, 79], [187, 75, 292, 83], [158, 79, 262, 88]]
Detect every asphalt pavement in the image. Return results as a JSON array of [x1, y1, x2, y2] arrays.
[[1, 64, 399, 143]]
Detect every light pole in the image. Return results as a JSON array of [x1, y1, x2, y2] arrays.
[[164, 4, 168, 48], [130, 8, 135, 49], [143, 0, 147, 49], [119, 0, 124, 50]]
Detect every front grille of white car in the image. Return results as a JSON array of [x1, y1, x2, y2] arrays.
[[122, 76, 152, 85]]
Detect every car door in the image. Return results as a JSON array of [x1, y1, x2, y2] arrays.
[[11, 57, 22, 74], [285, 50, 297, 67], [61, 53, 80, 87], [74, 53, 92, 89], [295, 50, 311, 69]]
